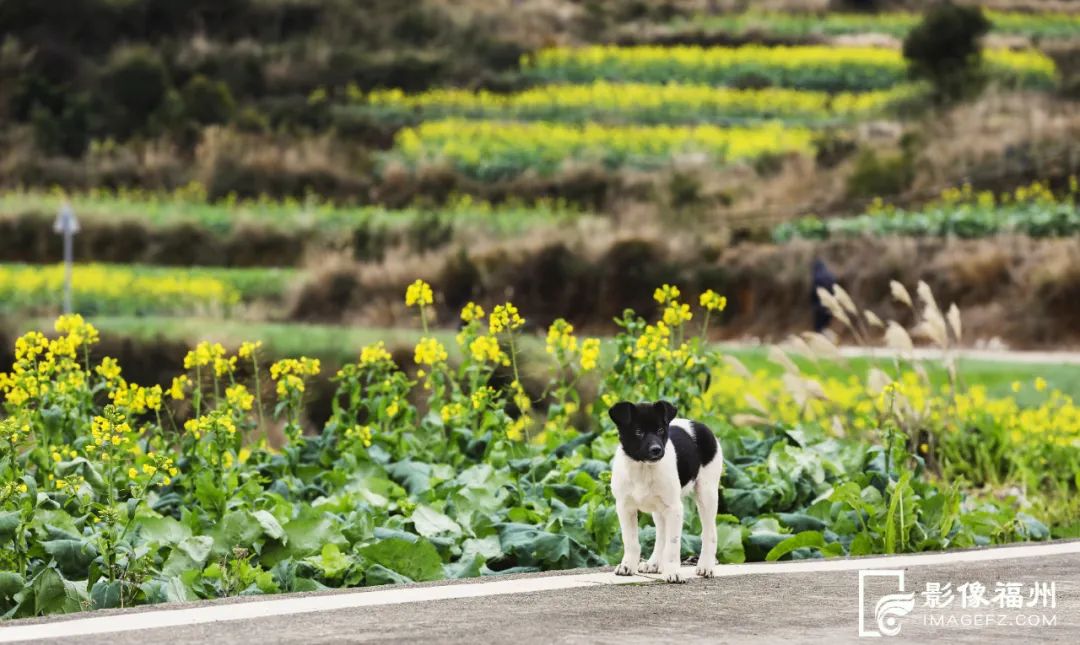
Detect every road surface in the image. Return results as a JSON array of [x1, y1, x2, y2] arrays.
[[0, 541, 1077, 644]]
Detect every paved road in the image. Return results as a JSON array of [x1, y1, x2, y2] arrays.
[[2, 542, 1077, 644]]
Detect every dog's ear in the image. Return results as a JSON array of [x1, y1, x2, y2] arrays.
[[608, 401, 635, 427], [654, 400, 677, 426]]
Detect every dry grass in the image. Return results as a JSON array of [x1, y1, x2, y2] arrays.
[[912, 91, 1080, 195], [284, 227, 1080, 348]]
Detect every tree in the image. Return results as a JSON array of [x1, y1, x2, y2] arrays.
[[902, 2, 991, 103]]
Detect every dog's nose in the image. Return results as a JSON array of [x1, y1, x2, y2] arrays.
[[648, 445, 663, 459]]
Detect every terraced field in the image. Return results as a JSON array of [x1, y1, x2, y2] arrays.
[[2, 4, 1080, 622]]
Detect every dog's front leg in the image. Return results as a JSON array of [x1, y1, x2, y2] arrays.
[[640, 512, 665, 573], [694, 484, 719, 577], [661, 504, 684, 583], [614, 499, 640, 576]]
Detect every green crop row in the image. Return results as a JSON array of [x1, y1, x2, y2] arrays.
[[774, 181, 1080, 241], [685, 10, 1080, 40]]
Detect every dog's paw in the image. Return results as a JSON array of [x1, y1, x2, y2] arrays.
[[639, 561, 660, 574], [695, 563, 716, 578], [662, 567, 684, 583], [614, 562, 636, 576]]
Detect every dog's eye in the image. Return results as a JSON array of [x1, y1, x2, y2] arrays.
[[635, 428, 644, 436]]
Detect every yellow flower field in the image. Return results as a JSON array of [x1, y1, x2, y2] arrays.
[[0, 264, 243, 315], [392, 119, 815, 179], [523, 45, 1055, 91], [361, 82, 923, 124]]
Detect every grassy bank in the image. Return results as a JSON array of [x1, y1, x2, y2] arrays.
[[15, 316, 1078, 403]]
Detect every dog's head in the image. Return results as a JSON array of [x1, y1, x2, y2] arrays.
[[608, 400, 678, 463]]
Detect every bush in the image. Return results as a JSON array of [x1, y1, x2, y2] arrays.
[[902, 2, 991, 103], [101, 46, 170, 137], [846, 148, 914, 199], [30, 94, 93, 156], [181, 75, 235, 125], [233, 106, 270, 134]]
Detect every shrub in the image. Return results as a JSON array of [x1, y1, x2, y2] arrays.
[[181, 75, 235, 125], [902, 2, 991, 103], [101, 46, 171, 137], [846, 148, 915, 199], [30, 94, 93, 156], [233, 106, 270, 134]]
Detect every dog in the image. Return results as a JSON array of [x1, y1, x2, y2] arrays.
[[608, 400, 723, 583]]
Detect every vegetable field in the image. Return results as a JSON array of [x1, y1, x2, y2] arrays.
[[0, 281, 1075, 617], [775, 180, 1080, 241]]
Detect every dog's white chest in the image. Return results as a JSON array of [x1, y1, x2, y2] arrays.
[[611, 448, 680, 513]]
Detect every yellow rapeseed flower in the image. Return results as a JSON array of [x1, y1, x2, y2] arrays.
[[460, 302, 485, 323], [489, 303, 525, 334], [405, 279, 434, 307], [545, 319, 578, 356], [414, 337, 448, 366], [469, 335, 506, 364], [662, 302, 693, 326], [226, 384, 254, 411], [700, 289, 727, 312], [360, 341, 393, 365], [580, 338, 601, 371], [654, 284, 681, 305], [96, 357, 122, 382], [169, 375, 192, 400], [238, 341, 263, 360]]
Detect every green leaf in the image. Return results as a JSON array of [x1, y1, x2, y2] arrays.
[[411, 505, 462, 538], [90, 580, 121, 610], [141, 576, 196, 604], [42, 539, 99, 579], [765, 531, 825, 561], [163, 536, 213, 576], [359, 538, 443, 582], [282, 515, 348, 558], [723, 487, 774, 516], [304, 544, 352, 579], [55, 458, 105, 490], [444, 553, 486, 579], [249, 570, 277, 594], [885, 471, 914, 554], [850, 532, 875, 556], [385, 461, 433, 497], [193, 471, 227, 516], [1017, 513, 1050, 540], [211, 511, 265, 557], [0, 571, 25, 598], [252, 510, 287, 542], [364, 564, 413, 586], [136, 516, 192, 546], [716, 523, 746, 564], [32, 568, 85, 615], [0, 511, 19, 541], [820, 542, 845, 557], [776, 513, 827, 533], [37, 510, 79, 538]]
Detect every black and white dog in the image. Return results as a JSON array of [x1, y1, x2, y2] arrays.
[[608, 400, 723, 583]]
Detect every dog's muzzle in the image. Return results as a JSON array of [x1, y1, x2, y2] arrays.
[[647, 445, 664, 460]]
